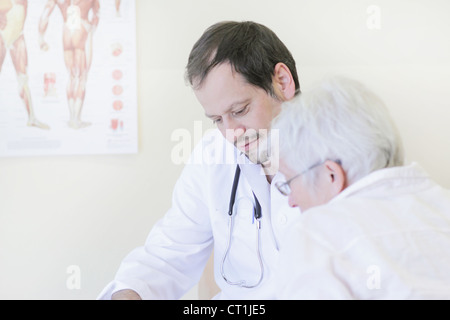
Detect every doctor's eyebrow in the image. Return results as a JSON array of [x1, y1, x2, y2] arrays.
[[204, 99, 251, 119]]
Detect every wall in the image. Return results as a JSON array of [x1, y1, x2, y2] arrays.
[[0, 0, 449, 299]]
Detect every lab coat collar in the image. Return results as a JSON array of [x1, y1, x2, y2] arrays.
[[236, 152, 271, 218]]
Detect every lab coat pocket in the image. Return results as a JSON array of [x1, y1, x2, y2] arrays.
[[233, 196, 256, 226]]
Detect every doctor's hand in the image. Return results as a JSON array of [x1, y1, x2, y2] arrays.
[[111, 289, 142, 300]]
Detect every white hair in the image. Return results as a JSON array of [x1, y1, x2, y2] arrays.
[[272, 76, 405, 186]]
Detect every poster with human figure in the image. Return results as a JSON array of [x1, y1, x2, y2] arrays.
[[0, 0, 49, 129], [0, 0, 137, 157]]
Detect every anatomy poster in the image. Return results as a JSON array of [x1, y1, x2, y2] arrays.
[[0, 0, 137, 157]]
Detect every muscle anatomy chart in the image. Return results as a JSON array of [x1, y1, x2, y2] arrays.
[[0, 0, 137, 156]]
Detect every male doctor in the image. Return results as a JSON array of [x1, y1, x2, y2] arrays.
[[272, 77, 450, 299], [99, 21, 301, 300]]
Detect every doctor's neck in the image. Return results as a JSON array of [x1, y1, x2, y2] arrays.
[[261, 160, 276, 184]]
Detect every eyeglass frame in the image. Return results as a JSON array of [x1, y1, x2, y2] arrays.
[[275, 159, 342, 196]]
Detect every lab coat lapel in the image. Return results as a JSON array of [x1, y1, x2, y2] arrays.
[[237, 154, 271, 220]]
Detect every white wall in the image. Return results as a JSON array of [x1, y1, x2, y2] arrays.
[[0, 0, 449, 299]]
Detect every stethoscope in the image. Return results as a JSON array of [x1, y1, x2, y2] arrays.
[[220, 165, 264, 288]]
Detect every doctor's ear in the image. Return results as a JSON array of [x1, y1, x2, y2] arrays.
[[324, 160, 347, 195], [272, 63, 296, 101]]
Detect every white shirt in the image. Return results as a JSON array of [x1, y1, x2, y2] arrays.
[[277, 163, 450, 299], [98, 129, 299, 300]]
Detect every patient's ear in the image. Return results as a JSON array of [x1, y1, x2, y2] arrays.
[[324, 160, 347, 195]]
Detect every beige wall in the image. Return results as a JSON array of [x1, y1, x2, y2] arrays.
[[0, 0, 449, 299]]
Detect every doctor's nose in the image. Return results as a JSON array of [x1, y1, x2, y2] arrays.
[[223, 121, 246, 143], [232, 127, 246, 140]]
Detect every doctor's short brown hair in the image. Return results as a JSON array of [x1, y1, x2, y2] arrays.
[[185, 21, 300, 97]]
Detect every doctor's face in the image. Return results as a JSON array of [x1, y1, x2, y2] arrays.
[[194, 63, 283, 165]]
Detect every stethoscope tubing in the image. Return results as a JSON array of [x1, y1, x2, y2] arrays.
[[220, 165, 264, 288]]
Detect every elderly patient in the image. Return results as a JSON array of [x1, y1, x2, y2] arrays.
[[272, 77, 450, 299]]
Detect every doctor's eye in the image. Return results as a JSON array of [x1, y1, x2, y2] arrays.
[[232, 105, 250, 117], [212, 117, 223, 125]]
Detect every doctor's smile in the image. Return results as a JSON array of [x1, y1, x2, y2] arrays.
[[243, 138, 258, 152], [236, 135, 259, 153]]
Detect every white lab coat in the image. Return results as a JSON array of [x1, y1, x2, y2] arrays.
[[98, 129, 299, 300], [277, 163, 450, 299]]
